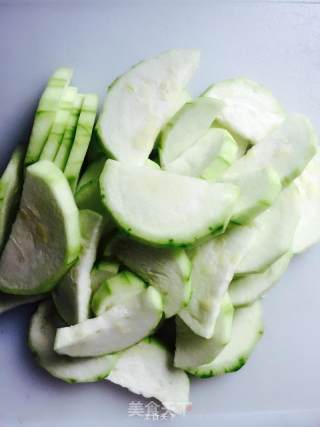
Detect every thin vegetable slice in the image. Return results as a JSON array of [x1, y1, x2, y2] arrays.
[[203, 78, 285, 144], [175, 293, 234, 370], [39, 86, 77, 161], [230, 253, 292, 307], [108, 337, 190, 415], [64, 94, 98, 192], [159, 97, 223, 167], [25, 68, 73, 165], [29, 301, 117, 383], [293, 149, 320, 253], [96, 49, 200, 164], [90, 260, 120, 292], [75, 181, 106, 215], [54, 93, 84, 170], [91, 270, 146, 316], [223, 114, 317, 187], [164, 128, 238, 179], [77, 159, 106, 192], [112, 236, 192, 317], [188, 301, 263, 378], [0, 160, 81, 295], [228, 167, 282, 224], [235, 184, 300, 275], [54, 286, 163, 357], [0, 146, 24, 251], [75, 159, 108, 214], [53, 210, 103, 325], [100, 160, 239, 247], [179, 224, 256, 338]]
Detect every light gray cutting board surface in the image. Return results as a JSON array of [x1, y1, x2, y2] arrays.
[[0, 1, 320, 426]]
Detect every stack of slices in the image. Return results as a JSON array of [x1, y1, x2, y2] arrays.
[[0, 49, 319, 415]]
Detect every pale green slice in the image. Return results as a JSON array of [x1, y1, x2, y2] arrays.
[[75, 180, 106, 215], [212, 123, 250, 158], [96, 49, 200, 164], [64, 94, 98, 192], [164, 128, 238, 179], [175, 293, 234, 370], [91, 270, 146, 316], [293, 148, 320, 253], [159, 97, 224, 167], [54, 93, 84, 170], [77, 159, 106, 192], [188, 301, 263, 378], [25, 68, 73, 165], [75, 159, 108, 215], [0, 146, 24, 251], [236, 185, 300, 275], [108, 338, 190, 415], [29, 301, 117, 383], [179, 224, 256, 338], [227, 167, 282, 224], [54, 286, 163, 357], [100, 160, 239, 247], [90, 260, 120, 292], [230, 252, 292, 307], [203, 78, 286, 144], [112, 236, 192, 317], [223, 114, 317, 187], [0, 160, 81, 295], [40, 86, 77, 161], [53, 210, 103, 325]]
